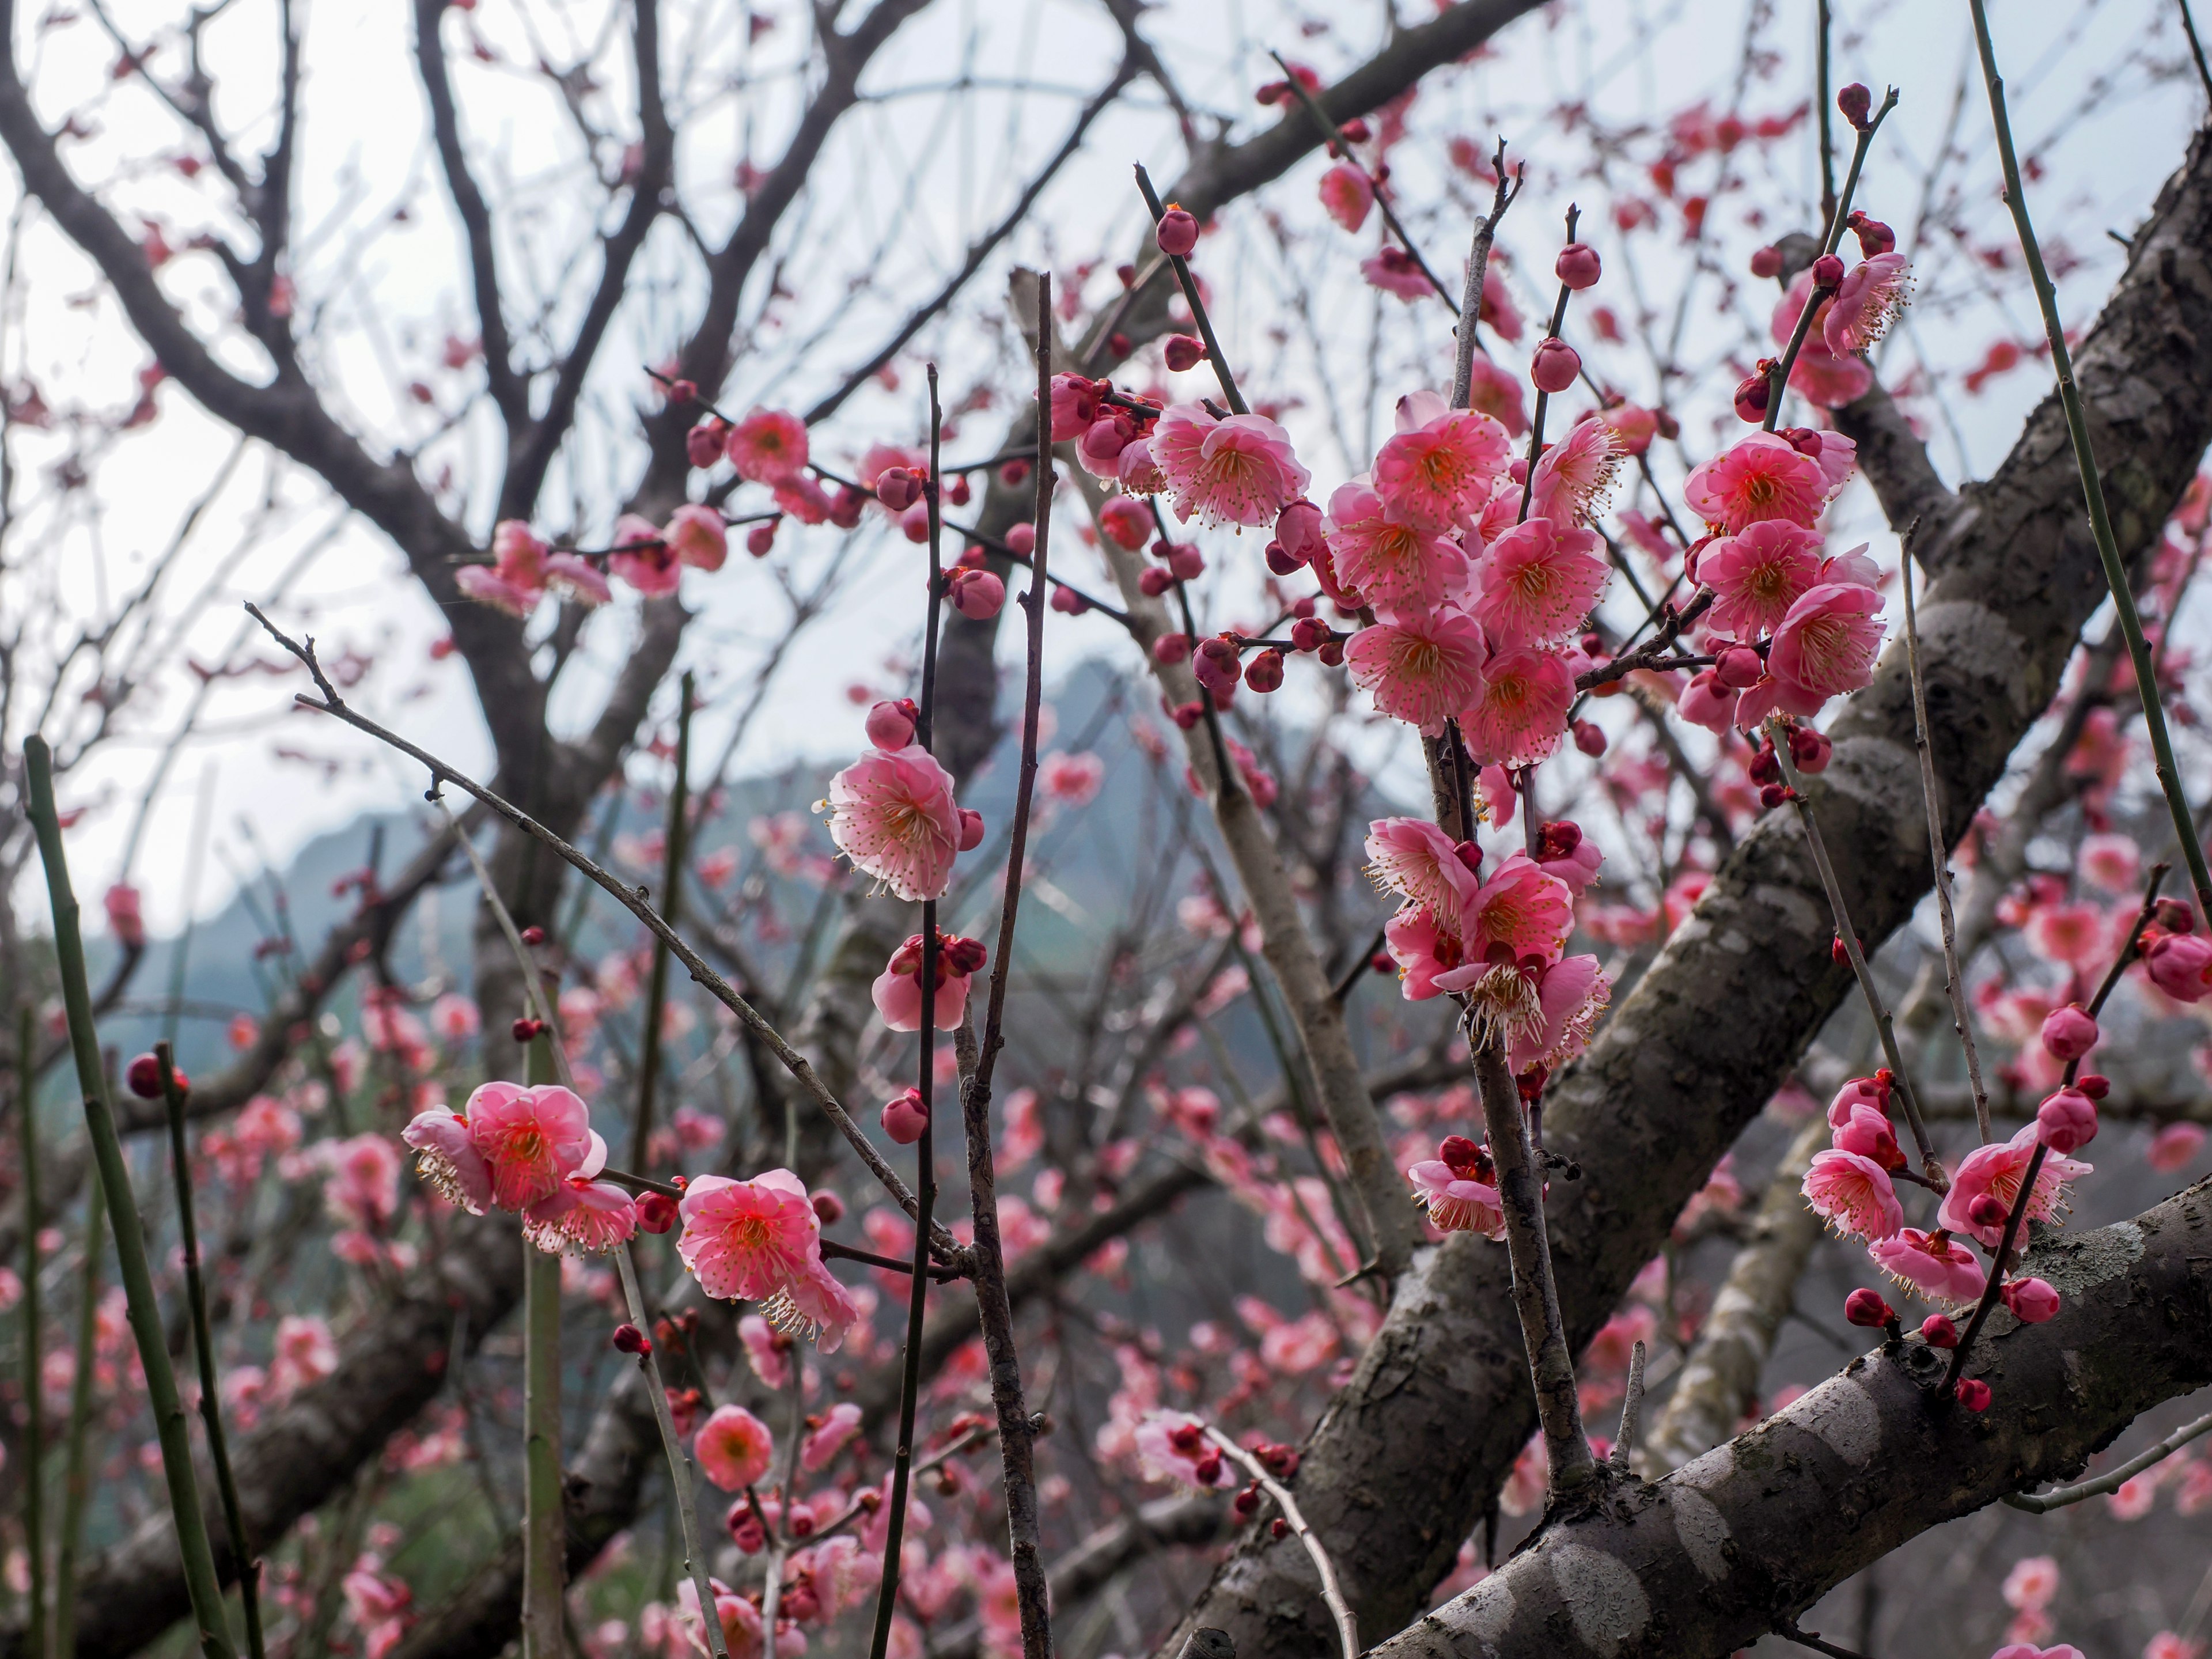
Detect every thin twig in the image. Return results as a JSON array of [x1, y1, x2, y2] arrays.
[[2179, 0, 2212, 104], [1203, 1429, 1357, 1659], [2005, 1411, 2212, 1512], [17, 1007, 44, 1659], [1900, 546, 1993, 1143], [1134, 163, 1247, 415], [1779, 1618, 1877, 1659], [520, 1034, 565, 1659], [1451, 140, 1522, 411], [1966, 0, 2212, 920], [1610, 1340, 1647, 1473], [633, 670, 695, 1168]]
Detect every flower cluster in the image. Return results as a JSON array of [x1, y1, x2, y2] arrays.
[[402, 1080, 640, 1256]]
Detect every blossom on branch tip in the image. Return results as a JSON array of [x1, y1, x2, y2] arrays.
[[1325, 482, 1467, 613], [1938, 1123, 2093, 1249], [1407, 1144, 1505, 1238], [725, 407, 809, 484], [1363, 817, 1483, 922], [1683, 431, 1838, 533], [1824, 252, 1911, 355], [694, 1403, 775, 1491], [1528, 415, 1623, 523], [1699, 519, 1825, 637], [522, 1176, 639, 1255], [1506, 953, 1611, 1074], [1373, 398, 1512, 531], [824, 743, 963, 901], [401, 1105, 492, 1214], [662, 503, 728, 571], [1318, 162, 1373, 232]]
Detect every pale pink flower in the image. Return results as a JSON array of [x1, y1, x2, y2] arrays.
[[322, 1133, 402, 1232], [1362, 246, 1433, 301], [2025, 902, 2107, 970], [1868, 1227, 1987, 1306], [1463, 354, 1529, 436], [1459, 647, 1574, 767], [1938, 1123, 2093, 1248], [2108, 1474, 2161, 1521], [804, 1535, 881, 1622], [1824, 252, 1911, 355], [764, 1257, 862, 1351], [694, 1403, 775, 1491], [2078, 831, 2142, 894], [463, 1082, 596, 1211], [402, 1105, 492, 1214], [456, 564, 540, 616], [1150, 404, 1309, 528], [1318, 162, 1373, 232], [609, 513, 681, 596], [800, 1401, 862, 1469], [430, 993, 480, 1043], [870, 933, 975, 1032], [1344, 605, 1490, 734], [1117, 438, 1166, 495], [2147, 1122, 2207, 1171], [1700, 520, 1827, 637], [1373, 407, 1512, 531], [1325, 482, 1469, 613], [2144, 1632, 2202, 1659], [2002, 1555, 2059, 1611], [1473, 516, 1609, 647], [270, 1315, 339, 1394], [1383, 904, 1469, 1001], [1040, 751, 1104, 805], [738, 1314, 791, 1389], [1528, 416, 1623, 524], [1407, 1160, 1506, 1238], [491, 518, 548, 586], [1684, 432, 1833, 533], [522, 1177, 639, 1255], [1766, 581, 1885, 702], [1802, 1148, 1904, 1241], [725, 408, 809, 484], [1770, 275, 1874, 408], [1132, 1412, 1233, 1488], [662, 504, 728, 571], [1461, 851, 1575, 963], [825, 744, 963, 901], [677, 1577, 764, 1659], [1363, 816, 1482, 921], [545, 551, 611, 605], [676, 1169, 820, 1302], [1507, 953, 1611, 1074]]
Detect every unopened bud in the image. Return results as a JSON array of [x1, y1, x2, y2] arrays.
[[1953, 1376, 1992, 1411], [612, 1323, 652, 1356], [1571, 718, 1607, 757], [1245, 649, 1286, 694], [1811, 253, 1845, 290], [1843, 1287, 1895, 1329], [1164, 335, 1207, 373], [1919, 1314, 1958, 1349], [1838, 83, 1873, 130], [636, 1192, 679, 1234], [1749, 244, 1784, 279], [1733, 371, 1772, 423], [1554, 242, 1602, 290], [1530, 336, 1581, 395], [1155, 206, 1199, 258]]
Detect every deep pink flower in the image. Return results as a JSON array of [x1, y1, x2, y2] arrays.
[[663, 504, 728, 571], [1832, 1099, 1902, 1169], [1373, 406, 1512, 531], [523, 1176, 639, 1255], [694, 1403, 775, 1491], [1868, 1226, 1986, 1306], [463, 1081, 597, 1211], [1533, 820, 1604, 895], [1824, 253, 1911, 355], [1048, 373, 1101, 442], [608, 512, 681, 595], [1766, 581, 1885, 702], [1770, 274, 1875, 407], [1325, 482, 1468, 613], [1344, 606, 1489, 734], [1318, 161, 1374, 232], [825, 744, 963, 901], [2036, 1085, 2099, 1154], [1151, 404, 1310, 528], [870, 932, 976, 1032], [1802, 1148, 1903, 1241], [1461, 851, 1576, 963], [2001, 1275, 2062, 1323], [1938, 1123, 2093, 1248], [1700, 520, 1827, 637], [1684, 432, 1834, 533], [725, 408, 809, 484], [2145, 931, 2212, 1002], [1474, 516, 1609, 647], [1407, 1159, 1506, 1238], [765, 1257, 862, 1351], [1528, 416, 1622, 524], [1363, 817, 1482, 921], [1459, 647, 1574, 767], [677, 1169, 820, 1302], [1507, 953, 1611, 1074], [1383, 904, 1467, 1001]]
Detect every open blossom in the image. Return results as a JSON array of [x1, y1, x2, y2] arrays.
[[523, 1177, 638, 1255], [1384, 904, 1469, 1001], [1363, 817, 1482, 922], [1771, 274, 1875, 407], [1802, 1148, 1903, 1241], [1461, 354, 1529, 436], [1700, 520, 1825, 637], [1325, 482, 1468, 613], [1824, 252, 1911, 355], [1527, 415, 1622, 523], [678, 1577, 764, 1659], [609, 512, 681, 595], [1461, 851, 1575, 962], [801, 1401, 863, 1469], [1132, 1412, 1233, 1488], [1473, 516, 1609, 647], [1373, 399, 1512, 530], [724, 407, 809, 484], [1317, 161, 1374, 230], [463, 1081, 597, 1211], [1869, 1226, 1987, 1306], [1407, 1157, 1506, 1239], [871, 931, 980, 1032], [1508, 953, 1611, 1074], [824, 743, 963, 901], [1940, 1123, 2092, 1248], [1684, 432, 1834, 533], [662, 503, 728, 571], [694, 1403, 775, 1491], [401, 1105, 491, 1214], [767, 1257, 862, 1351], [1150, 403, 1309, 528], [1459, 647, 1574, 767], [1344, 605, 1488, 734], [677, 1169, 820, 1302]]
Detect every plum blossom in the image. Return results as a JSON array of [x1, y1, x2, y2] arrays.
[[522, 1176, 639, 1255], [871, 931, 982, 1032], [1824, 252, 1911, 355], [1472, 516, 1609, 647], [725, 408, 809, 484], [1868, 1227, 1987, 1306], [1460, 852, 1575, 962], [1699, 520, 1826, 637], [1132, 1412, 1233, 1488], [402, 1105, 491, 1214], [1527, 416, 1623, 524], [1384, 904, 1470, 1001], [1344, 605, 1489, 734], [1459, 648, 1574, 767], [1150, 403, 1309, 528], [824, 744, 963, 902], [1684, 432, 1836, 533], [1363, 817, 1482, 921], [1407, 1146, 1506, 1238], [1507, 953, 1611, 1074], [1802, 1148, 1903, 1241], [677, 1169, 820, 1302], [694, 1404, 775, 1491], [1325, 481, 1468, 613], [463, 1082, 597, 1211], [1318, 161, 1373, 231], [1939, 1123, 2092, 1248], [1373, 397, 1512, 530]]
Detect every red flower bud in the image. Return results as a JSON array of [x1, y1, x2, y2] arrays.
[[1289, 616, 1331, 653], [1264, 539, 1302, 576], [1555, 242, 1601, 290], [1919, 1314, 1958, 1349], [1316, 637, 1345, 668], [1571, 719, 1607, 757], [636, 1192, 679, 1234], [1192, 1453, 1224, 1484], [1837, 82, 1873, 130], [1244, 649, 1286, 694], [521, 925, 547, 945], [1843, 1287, 1895, 1329], [1164, 335, 1207, 373], [1758, 783, 1790, 809], [125, 1053, 175, 1100], [875, 467, 921, 512], [612, 1323, 652, 1355], [1787, 725, 1832, 774], [1530, 336, 1581, 395], [686, 422, 725, 469], [945, 935, 990, 974], [2035, 1086, 2097, 1154], [881, 1086, 929, 1145], [1967, 1192, 2010, 1231], [1153, 632, 1191, 665], [1271, 1517, 1289, 1539], [1715, 645, 1764, 689], [1138, 566, 1177, 597], [2037, 1003, 2098, 1063], [1155, 206, 1199, 258], [1847, 211, 1896, 257], [812, 1191, 845, 1225], [1953, 1376, 1992, 1412], [1233, 1487, 1262, 1518], [2075, 1072, 2110, 1100], [2156, 898, 2195, 933], [1733, 371, 1772, 423], [1749, 244, 1785, 279], [1810, 253, 1845, 290]]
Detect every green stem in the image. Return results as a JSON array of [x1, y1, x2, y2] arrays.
[[52, 1169, 100, 1659], [1965, 0, 2212, 922], [522, 1032, 567, 1659], [160, 1044, 265, 1659], [23, 736, 239, 1659], [632, 671, 695, 1169], [18, 1006, 46, 1659]]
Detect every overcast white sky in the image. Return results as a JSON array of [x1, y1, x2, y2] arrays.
[[7, 0, 2202, 935]]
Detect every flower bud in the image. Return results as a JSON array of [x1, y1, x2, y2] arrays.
[[945, 935, 989, 974], [2075, 1072, 2110, 1100], [1530, 336, 1581, 394], [1050, 585, 1089, 615], [2038, 1003, 2098, 1063], [1164, 335, 1207, 373], [126, 1053, 176, 1100], [2035, 1085, 2098, 1154], [686, 422, 725, 469], [1747, 744, 1781, 785], [1168, 544, 1206, 580], [512, 1017, 543, 1042], [1169, 700, 1203, 730], [1758, 782, 1790, 810], [1271, 1517, 1289, 1539], [747, 521, 777, 558], [1199, 632, 1240, 664], [1316, 637, 1345, 667], [1153, 632, 1191, 665], [1156, 206, 1199, 257], [1953, 1376, 1992, 1411], [1192, 1453, 1224, 1485], [1264, 540, 1303, 575], [875, 467, 922, 512], [2001, 1275, 2061, 1324], [806, 1192, 844, 1229], [866, 698, 919, 750], [1555, 242, 1601, 289], [1749, 244, 1784, 279], [2156, 897, 2195, 933], [1290, 616, 1331, 653], [1245, 649, 1286, 694], [1919, 1314, 1958, 1349], [1847, 210, 1896, 257], [1712, 645, 1763, 690], [1138, 567, 1176, 597], [881, 1087, 929, 1145], [958, 808, 985, 851], [637, 1192, 679, 1233], [1837, 82, 1873, 130], [612, 1323, 652, 1355], [521, 925, 547, 945], [1048, 372, 1101, 442], [1233, 1486, 1261, 1518], [726, 1503, 766, 1554], [1571, 719, 1607, 757], [946, 567, 1006, 620], [1789, 725, 1832, 774], [1967, 1192, 2009, 1231], [945, 475, 971, 507], [1831, 934, 1857, 967], [1733, 371, 1771, 423], [1277, 498, 1328, 565], [1843, 1287, 1895, 1329]]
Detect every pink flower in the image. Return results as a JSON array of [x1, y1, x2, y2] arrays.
[[764, 1257, 862, 1351], [1325, 482, 1468, 613], [1461, 851, 1575, 963], [663, 504, 728, 571], [800, 1401, 862, 1469], [870, 931, 978, 1032], [2147, 1121, 2207, 1171], [1132, 1412, 1232, 1488], [2145, 1634, 2203, 1659], [725, 408, 809, 484], [2001, 1554, 2060, 1611], [1802, 1148, 1903, 1241], [1463, 354, 1529, 436], [523, 1177, 639, 1255], [1507, 953, 1611, 1074], [1407, 1160, 1506, 1238], [104, 882, 146, 949], [1373, 404, 1512, 531], [1040, 751, 1105, 805], [1363, 817, 1482, 921], [1361, 246, 1433, 301], [1528, 415, 1623, 524], [456, 565, 540, 616], [1473, 516, 1610, 647], [1824, 253, 1910, 355], [678, 1577, 764, 1659], [1345, 605, 1490, 734], [402, 1106, 492, 1214], [1383, 904, 1468, 1001], [2078, 831, 2142, 893], [676, 1169, 820, 1302], [1533, 821, 1603, 895], [738, 1314, 790, 1389], [1938, 1123, 2093, 1248], [1770, 275, 1874, 408], [694, 1403, 775, 1491], [1831, 1100, 1902, 1169], [1868, 1227, 1986, 1306], [1766, 581, 1885, 702], [545, 551, 611, 605], [825, 744, 963, 902], [463, 1081, 597, 1211], [1700, 520, 1826, 637], [1459, 647, 1574, 767], [1318, 161, 1374, 231], [1118, 437, 1167, 496], [1150, 404, 1310, 528], [608, 513, 681, 596], [1684, 432, 1833, 533], [2145, 931, 2212, 1002]]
